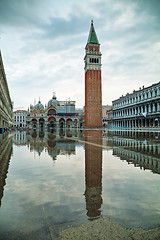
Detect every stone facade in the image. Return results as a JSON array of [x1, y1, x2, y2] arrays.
[[84, 21, 102, 127], [102, 105, 112, 127], [26, 95, 79, 130], [0, 51, 13, 133], [112, 82, 160, 128], [13, 110, 27, 128]]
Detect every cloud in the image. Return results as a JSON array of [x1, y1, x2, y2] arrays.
[[0, 0, 160, 108], [0, 0, 49, 28]]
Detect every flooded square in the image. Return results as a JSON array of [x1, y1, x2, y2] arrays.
[[0, 129, 160, 239]]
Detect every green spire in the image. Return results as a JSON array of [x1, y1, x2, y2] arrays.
[[87, 20, 99, 44]]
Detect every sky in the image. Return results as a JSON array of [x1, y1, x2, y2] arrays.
[[0, 0, 160, 110]]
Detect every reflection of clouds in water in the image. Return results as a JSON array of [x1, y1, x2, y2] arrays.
[[102, 151, 160, 228], [1, 129, 160, 235], [6, 146, 85, 212]]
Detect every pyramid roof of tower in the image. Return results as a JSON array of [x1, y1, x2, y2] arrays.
[[87, 21, 99, 44]]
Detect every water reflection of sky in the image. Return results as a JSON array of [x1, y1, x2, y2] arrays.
[[102, 150, 160, 228], [0, 130, 160, 239]]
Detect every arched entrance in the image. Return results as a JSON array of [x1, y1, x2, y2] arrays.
[[39, 118, 45, 130], [74, 119, 78, 128], [66, 118, 72, 128], [59, 118, 65, 128], [48, 117, 56, 130], [31, 119, 37, 129]]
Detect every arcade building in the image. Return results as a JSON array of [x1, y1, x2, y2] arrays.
[[112, 82, 160, 128], [26, 94, 79, 130]]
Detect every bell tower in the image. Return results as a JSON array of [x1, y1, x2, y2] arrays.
[[84, 20, 102, 128]]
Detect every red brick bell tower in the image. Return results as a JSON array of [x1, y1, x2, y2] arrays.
[[84, 20, 102, 128]]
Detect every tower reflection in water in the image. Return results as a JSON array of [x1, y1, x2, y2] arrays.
[[84, 130, 103, 220]]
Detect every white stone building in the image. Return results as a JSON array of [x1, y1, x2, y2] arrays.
[[102, 105, 112, 127], [112, 82, 160, 128], [13, 110, 27, 128]]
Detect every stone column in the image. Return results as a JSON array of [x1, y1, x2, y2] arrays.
[[145, 105, 147, 113], [153, 103, 156, 112]]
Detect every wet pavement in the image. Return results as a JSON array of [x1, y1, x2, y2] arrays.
[[0, 129, 160, 239]]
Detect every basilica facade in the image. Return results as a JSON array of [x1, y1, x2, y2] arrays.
[[26, 94, 79, 130]]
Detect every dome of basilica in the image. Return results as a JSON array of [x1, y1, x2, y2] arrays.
[[48, 94, 57, 107], [35, 101, 44, 111]]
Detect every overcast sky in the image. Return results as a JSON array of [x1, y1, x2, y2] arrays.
[[0, 0, 160, 109]]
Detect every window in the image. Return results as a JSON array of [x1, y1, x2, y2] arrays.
[[90, 58, 99, 63], [155, 89, 157, 96], [146, 92, 148, 98]]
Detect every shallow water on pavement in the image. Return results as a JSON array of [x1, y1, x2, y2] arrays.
[[0, 129, 160, 239]]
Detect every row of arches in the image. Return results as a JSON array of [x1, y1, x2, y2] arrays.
[[29, 118, 78, 130], [113, 86, 160, 108], [113, 102, 160, 118]]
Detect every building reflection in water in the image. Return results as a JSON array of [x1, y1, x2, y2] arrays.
[[84, 130, 103, 220], [0, 133, 13, 206], [12, 129, 160, 222], [13, 129, 77, 161], [107, 131, 160, 174]]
